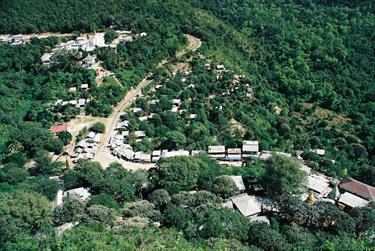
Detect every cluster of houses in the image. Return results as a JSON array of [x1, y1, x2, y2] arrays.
[[221, 169, 375, 224], [40, 30, 147, 65], [53, 84, 90, 109], [0, 34, 25, 45], [303, 168, 375, 209], [70, 131, 103, 162]]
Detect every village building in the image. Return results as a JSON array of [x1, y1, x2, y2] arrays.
[[189, 114, 197, 119], [227, 148, 242, 161], [41, 53, 54, 64], [338, 178, 375, 201], [242, 140, 259, 157], [140, 153, 151, 163], [78, 99, 86, 107], [258, 151, 273, 160], [208, 145, 226, 159], [80, 55, 96, 69], [133, 152, 142, 163], [139, 116, 148, 121], [191, 150, 205, 155], [230, 193, 263, 217], [162, 150, 190, 158], [152, 150, 162, 163], [338, 192, 369, 209], [117, 148, 135, 160], [68, 87, 77, 93], [132, 107, 143, 113], [50, 124, 68, 134], [11, 34, 23, 45], [63, 187, 91, 201], [311, 149, 325, 156], [69, 100, 78, 106], [87, 131, 96, 139], [134, 130, 146, 139], [115, 120, 129, 130], [216, 64, 225, 70], [81, 84, 89, 90], [93, 133, 102, 143], [306, 174, 332, 198]]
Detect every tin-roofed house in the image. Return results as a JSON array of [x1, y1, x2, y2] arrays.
[[242, 140, 259, 157], [337, 178, 375, 209], [227, 148, 242, 161], [208, 145, 226, 159]]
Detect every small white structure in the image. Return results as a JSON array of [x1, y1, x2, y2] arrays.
[[132, 107, 143, 113], [69, 100, 78, 105], [242, 141, 259, 156], [311, 149, 325, 156], [78, 99, 86, 107], [227, 148, 242, 161], [41, 53, 54, 64], [93, 133, 102, 143], [134, 131, 146, 138], [208, 145, 226, 159], [81, 84, 89, 90], [189, 114, 197, 119], [68, 87, 77, 93], [87, 131, 96, 139], [115, 120, 129, 129], [216, 64, 225, 70], [191, 150, 205, 155], [162, 150, 190, 158], [63, 187, 91, 201]]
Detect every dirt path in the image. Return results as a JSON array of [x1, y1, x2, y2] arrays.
[[94, 35, 201, 168]]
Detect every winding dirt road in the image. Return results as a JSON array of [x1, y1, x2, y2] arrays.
[[93, 35, 201, 167]]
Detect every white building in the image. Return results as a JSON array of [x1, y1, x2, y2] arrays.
[[63, 187, 91, 201]]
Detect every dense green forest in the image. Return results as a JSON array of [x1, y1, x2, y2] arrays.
[[2, 156, 375, 250], [0, 0, 374, 250]]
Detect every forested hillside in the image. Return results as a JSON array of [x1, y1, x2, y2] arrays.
[[0, 0, 374, 250]]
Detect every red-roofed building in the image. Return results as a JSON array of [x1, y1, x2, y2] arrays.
[[50, 124, 68, 134], [339, 178, 375, 201]]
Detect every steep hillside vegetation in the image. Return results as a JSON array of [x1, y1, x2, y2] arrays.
[[0, 0, 374, 250]]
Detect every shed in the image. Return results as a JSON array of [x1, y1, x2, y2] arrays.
[[208, 145, 226, 159], [230, 194, 262, 217], [227, 148, 242, 161], [140, 153, 151, 163], [242, 140, 259, 155], [134, 131, 146, 138]]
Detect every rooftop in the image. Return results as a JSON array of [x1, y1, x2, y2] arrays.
[[208, 145, 225, 154], [339, 178, 375, 201], [230, 193, 262, 217], [338, 192, 369, 208], [50, 124, 68, 134]]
